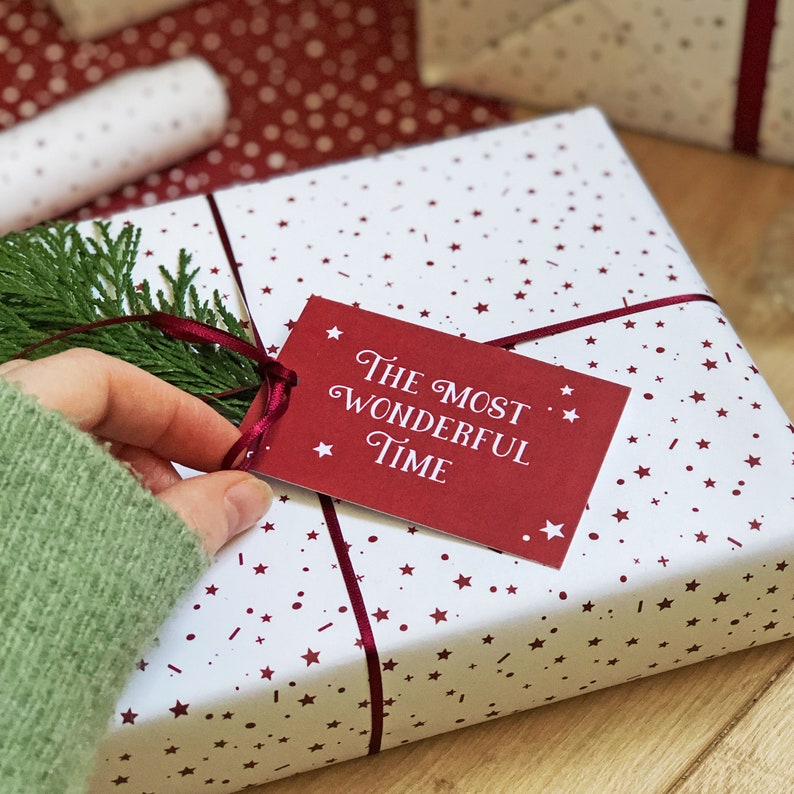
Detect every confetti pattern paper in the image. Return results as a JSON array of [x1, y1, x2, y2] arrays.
[[86, 109, 793, 793]]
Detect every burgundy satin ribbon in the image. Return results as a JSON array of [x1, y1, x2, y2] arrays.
[[485, 293, 718, 348], [318, 493, 384, 754], [733, 0, 777, 155]]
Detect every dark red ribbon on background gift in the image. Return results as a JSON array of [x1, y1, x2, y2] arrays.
[[733, 0, 778, 155]]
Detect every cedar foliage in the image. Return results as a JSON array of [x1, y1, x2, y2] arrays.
[[0, 222, 258, 423]]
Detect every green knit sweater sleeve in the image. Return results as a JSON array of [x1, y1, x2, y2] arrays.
[[0, 379, 211, 793]]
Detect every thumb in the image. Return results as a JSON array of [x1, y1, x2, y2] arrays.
[[157, 471, 273, 554]]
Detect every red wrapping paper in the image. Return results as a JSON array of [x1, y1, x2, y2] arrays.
[[0, 0, 509, 221]]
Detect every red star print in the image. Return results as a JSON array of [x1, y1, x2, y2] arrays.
[[748, 518, 762, 530], [514, 290, 526, 299], [209, 266, 219, 274], [696, 438, 710, 449], [382, 659, 398, 671], [400, 564, 415, 575], [702, 359, 717, 370], [744, 454, 761, 468], [634, 465, 651, 478], [612, 508, 629, 522], [685, 579, 701, 591], [371, 608, 390, 622], [278, 219, 288, 227], [689, 391, 706, 403], [111, 776, 129, 785], [695, 531, 709, 542], [474, 302, 489, 313], [449, 242, 462, 251], [430, 608, 448, 624], [301, 648, 321, 666], [120, 708, 138, 724], [624, 319, 636, 329], [253, 563, 268, 574], [260, 666, 275, 679], [656, 597, 674, 610], [453, 574, 472, 589], [298, 694, 316, 706], [528, 637, 545, 650], [169, 700, 189, 718]]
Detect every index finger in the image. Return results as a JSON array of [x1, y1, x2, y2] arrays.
[[0, 349, 242, 472]]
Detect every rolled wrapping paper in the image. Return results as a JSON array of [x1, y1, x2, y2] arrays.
[[0, 57, 229, 235], [50, 0, 199, 40]]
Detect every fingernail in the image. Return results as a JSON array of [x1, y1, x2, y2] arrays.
[[224, 477, 273, 538]]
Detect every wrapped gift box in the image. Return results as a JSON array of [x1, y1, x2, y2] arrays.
[[418, 0, 794, 163], [88, 108, 793, 792]]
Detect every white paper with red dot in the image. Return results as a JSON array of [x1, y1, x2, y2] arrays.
[[87, 109, 793, 793], [0, 56, 227, 234]]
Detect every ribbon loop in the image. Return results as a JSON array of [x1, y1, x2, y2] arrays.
[[12, 310, 297, 471]]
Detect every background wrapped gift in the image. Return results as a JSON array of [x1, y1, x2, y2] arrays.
[[88, 108, 793, 792], [49, 0, 199, 40], [418, 0, 794, 164]]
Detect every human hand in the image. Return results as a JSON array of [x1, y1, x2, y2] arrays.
[[0, 348, 272, 554]]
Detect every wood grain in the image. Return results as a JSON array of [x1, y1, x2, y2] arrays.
[[250, 121, 794, 793]]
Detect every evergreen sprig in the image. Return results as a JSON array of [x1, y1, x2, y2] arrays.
[[0, 222, 260, 423]]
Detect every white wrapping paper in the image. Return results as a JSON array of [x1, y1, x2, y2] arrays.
[[0, 57, 228, 235]]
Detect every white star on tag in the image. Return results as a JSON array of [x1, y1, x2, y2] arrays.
[[313, 442, 333, 458], [326, 326, 343, 340], [540, 520, 564, 540], [563, 408, 579, 423], [560, 385, 574, 395]]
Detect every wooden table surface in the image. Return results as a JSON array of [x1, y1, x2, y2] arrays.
[[252, 125, 794, 793]]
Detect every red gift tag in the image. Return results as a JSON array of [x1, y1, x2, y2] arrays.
[[251, 297, 630, 568]]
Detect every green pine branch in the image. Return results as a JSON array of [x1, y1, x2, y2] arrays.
[[0, 222, 260, 424]]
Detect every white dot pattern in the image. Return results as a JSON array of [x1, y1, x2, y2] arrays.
[[0, 1, 508, 224]]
